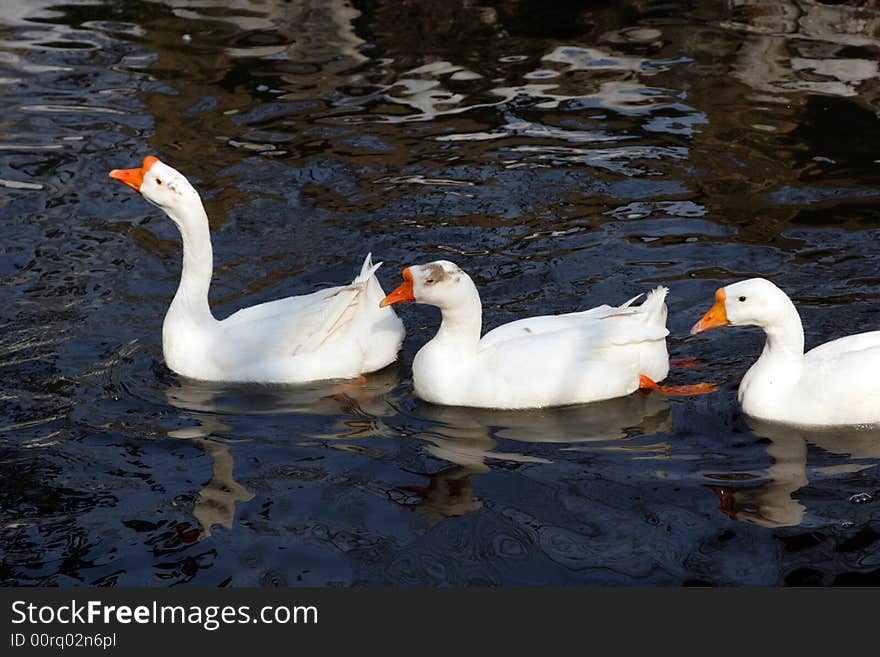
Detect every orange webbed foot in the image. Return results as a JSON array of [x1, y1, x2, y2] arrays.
[[639, 375, 717, 396], [639, 374, 661, 391]]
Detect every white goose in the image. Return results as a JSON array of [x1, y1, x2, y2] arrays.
[[109, 156, 404, 383], [380, 260, 685, 409], [691, 277, 880, 426]]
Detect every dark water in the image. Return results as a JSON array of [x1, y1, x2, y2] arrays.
[[2, 0, 880, 586]]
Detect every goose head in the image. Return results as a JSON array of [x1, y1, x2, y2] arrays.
[[109, 155, 201, 221], [380, 260, 476, 310], [691, 278, 794, 334]]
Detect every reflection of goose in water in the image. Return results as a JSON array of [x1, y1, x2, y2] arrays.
[[395, 465, 484, 527], [162, 367, 400, 537], [164, 364, 401, 418], [418, 391, 672, 446], [166, 415, 254, 541], [708, 417, 880, 528], [396, 392, 673, 524]]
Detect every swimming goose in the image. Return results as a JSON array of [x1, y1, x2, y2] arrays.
[[691, 277, 880, 426], [109, 155, 404, 383], [380, 260, 674, 409]]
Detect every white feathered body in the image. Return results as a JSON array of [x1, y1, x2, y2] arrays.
[[164, 254, 404, 383], [739, 330, 880, 426], [694, 277, 880, 427], [412, 287, 670, 409]]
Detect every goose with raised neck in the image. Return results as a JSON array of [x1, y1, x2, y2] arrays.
[[110, 155, 404, 383]]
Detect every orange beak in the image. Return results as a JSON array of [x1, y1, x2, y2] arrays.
[[691, 288, 730, 335], [109, 155, 159, 192], [380, 268, 415, 307]]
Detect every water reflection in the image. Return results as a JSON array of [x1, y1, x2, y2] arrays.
[[417, 391, 672, 445], [398, 392, 673, 524], [4, 0, 880, 584], [162, 367, 401, 538], [708, 417, 880, 528], [164, 366, 401, 417], [725, 1, 880, 103], [166, 415, 253, 541]]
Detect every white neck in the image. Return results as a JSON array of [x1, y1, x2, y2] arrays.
[[757, 298, 805, 361], [737, 295, 806, 418], [431, 283, 483, 352], [167, 199, 215, 324]]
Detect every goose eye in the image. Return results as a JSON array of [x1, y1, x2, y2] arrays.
[[738, 296, 746, 302], [425, 278, 435, 285], [155, 178, 163, 185]]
